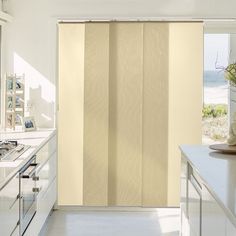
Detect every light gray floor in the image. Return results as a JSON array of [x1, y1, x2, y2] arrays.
[[40, 208, 180, 236]]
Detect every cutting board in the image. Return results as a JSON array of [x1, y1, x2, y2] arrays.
[[209, 144, 236, 154]]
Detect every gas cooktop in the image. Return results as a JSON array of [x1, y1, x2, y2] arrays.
[[0, 140, 30, 161]]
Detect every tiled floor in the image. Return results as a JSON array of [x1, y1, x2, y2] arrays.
[[40, 208, 180, 236]]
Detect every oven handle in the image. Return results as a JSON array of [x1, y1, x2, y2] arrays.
[[21, 163, 39, 178]]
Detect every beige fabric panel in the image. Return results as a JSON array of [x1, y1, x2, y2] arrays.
[[58, 23, 85, 205], [142, 23, 169, 207], [108, 23, 143, 206], [83, 23, 110, 206], [168, 22, 203, 206]]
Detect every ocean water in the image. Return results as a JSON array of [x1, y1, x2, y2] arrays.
[[204, 70, 228, 104], [204, 71, 227, 87]]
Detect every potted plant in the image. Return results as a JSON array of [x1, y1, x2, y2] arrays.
[[224, 62, 236, 87]]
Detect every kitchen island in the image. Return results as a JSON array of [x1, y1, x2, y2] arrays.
[[180, 145, 236, 236], [0, 129, 57, 236]]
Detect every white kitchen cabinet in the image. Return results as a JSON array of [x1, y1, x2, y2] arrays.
[[180, 156, 188, 216], [36, 134, 56, 165], [226, 219, 236, 236], [0, 174, 19, 236], [24, 156, 56, 236], [24, 135, 57, 236], [11, 225, 20, 236], [37, 152, 56, 199], [188, 178, 201, 236], [201, 185, 226, 236], [187, 165, 201, 236], [180, 156, 189, 236], [181, 155, 236, 236]]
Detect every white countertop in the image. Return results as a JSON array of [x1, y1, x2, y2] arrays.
[[0, 129, 56, 190], [180, 145, 236, 226]]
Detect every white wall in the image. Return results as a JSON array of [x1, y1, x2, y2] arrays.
[[5, 0, 236, 127]]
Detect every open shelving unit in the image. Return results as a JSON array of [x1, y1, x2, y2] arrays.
[[5, 74, 25, 130]]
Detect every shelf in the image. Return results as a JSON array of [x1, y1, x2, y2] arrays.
[[5, 74, 25, 130], [0, 11, 13, 23]]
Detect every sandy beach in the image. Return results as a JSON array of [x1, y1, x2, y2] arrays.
[[203, 82, 229, 144], [204, 84, 228, 104]]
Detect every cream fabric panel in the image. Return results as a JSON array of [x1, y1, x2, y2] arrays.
[[142, 23, 169, 207], [108, 23, 143, 206], [168, 22, 203, 206], [83, 23, 110, 206], [58, 24, 85, 205]]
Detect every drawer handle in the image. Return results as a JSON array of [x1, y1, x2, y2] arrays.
[[32, 187, 41, 193], [33, 176, 39, 181], [22, 163, 39, 178]]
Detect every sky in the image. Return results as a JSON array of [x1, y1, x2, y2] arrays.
[[204, 34, 230, 71]]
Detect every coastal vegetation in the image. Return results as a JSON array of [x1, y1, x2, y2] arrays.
[[202, 104, 228, 143]]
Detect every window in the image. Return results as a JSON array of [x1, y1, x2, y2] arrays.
[[202, 33, 232, 144]]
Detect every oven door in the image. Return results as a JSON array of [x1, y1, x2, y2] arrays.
[[20, 158, 40, 235]]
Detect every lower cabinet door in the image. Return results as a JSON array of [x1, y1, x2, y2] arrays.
[[11, 225, 20, 236], [181, 156, 189, 236], [0, 174, 19, 236], [201, 185, 226, 236], [226, 219, 236, 236], [24, 179, 56, 236], [36, 152, 57, 199], [181, 156, 188, 216], [188, 178, 201, 236]]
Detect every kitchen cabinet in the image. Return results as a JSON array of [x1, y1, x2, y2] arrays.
[[180, 156, 188, 217], [24, 134, 57, 236], [180, 156, 190, 236], [11, 225, 20, 236], [201, 185, 226, 236], [0, 174, 19, 236], [226, 219, 236, 236], [188, 166, 201, 236], [180, 155, 236, 236], [0, 131, 56, 236]]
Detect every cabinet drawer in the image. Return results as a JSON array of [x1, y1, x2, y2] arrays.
[[0, 174, 19, 236], [0, 199, 19, 236], [36, 152, 56, 199], [226, 219, 236, 236], [202, 185, 226, 236], [0, 174, 19, 209], [36, 135, 56, 165], [11, 224, 19, 236]]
